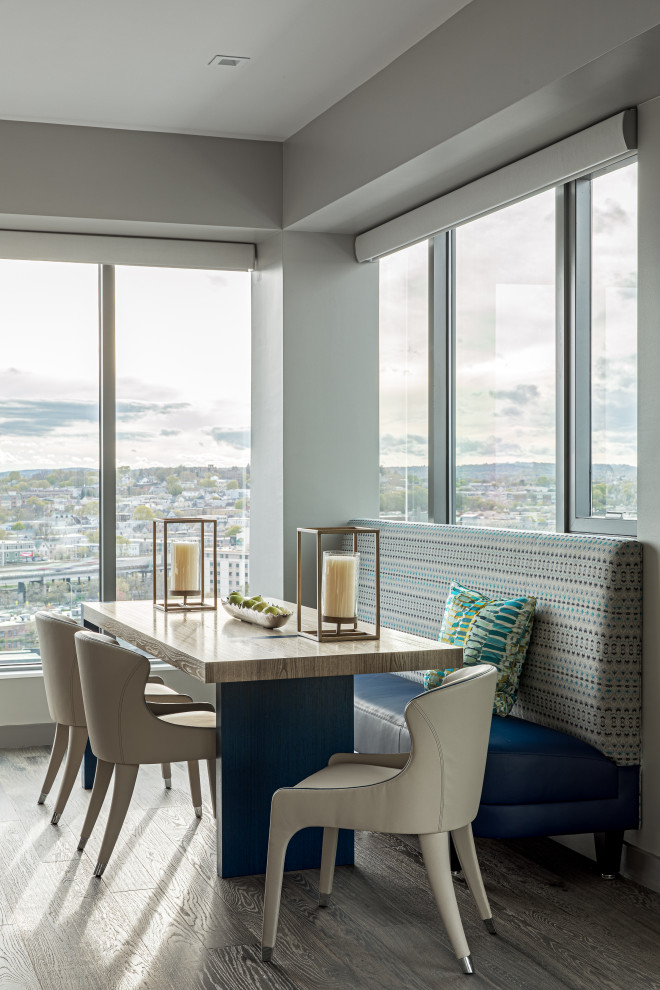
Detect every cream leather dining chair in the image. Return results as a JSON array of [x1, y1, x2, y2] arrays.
[[36, 610, 195, 824], [261, 664, 497, 976], [74, 629, 217, 877]]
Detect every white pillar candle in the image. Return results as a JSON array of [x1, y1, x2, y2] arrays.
[[170, 541, 200, 594], [322, 552, 359, 619]]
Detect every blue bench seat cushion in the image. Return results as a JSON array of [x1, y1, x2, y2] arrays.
[[354, 673, 619, 806]]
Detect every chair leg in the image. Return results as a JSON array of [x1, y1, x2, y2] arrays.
[[261, 826, 293, 962], [419, 832, 472, 974], [161, 762, 172, 789], [51, 726, 88, 825], [451, 824, 495, 933], [206, 759, 216, 818], [77, 759, 114, 851], [94, 763, 139, 877], [187, 761, 202, 818], [38, 722, 68, 804], [319, 827, 339, 906]]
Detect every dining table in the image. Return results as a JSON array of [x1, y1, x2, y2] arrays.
[[82, 598, 462, 878]]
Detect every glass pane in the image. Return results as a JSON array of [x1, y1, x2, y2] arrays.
[[379, 241, 429, 521], [455, 190, 556, 530], [0, 260, 99, 662], [115, 267, 251, 603], [591, 163, 637, 519]]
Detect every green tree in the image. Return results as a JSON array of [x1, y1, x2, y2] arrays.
[[26, 497, 47, 518], [592, 483, 607, 513], [233, 499, 244, 511], [226, 525, 242, 538], [11, 521, 25, 531], [166, 476, 183, 497], [133, 505, 155, 521], [226, 480, 239, 490]]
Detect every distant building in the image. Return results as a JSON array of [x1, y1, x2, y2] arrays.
[[205, 548, 249, 599], [0, 540, 37, 565], [0, 614, 35, 650]]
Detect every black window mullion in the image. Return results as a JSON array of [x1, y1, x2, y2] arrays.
[[573, 178, 593, 521], [99, 264, 116, 603], [429, 231, 453, 524]]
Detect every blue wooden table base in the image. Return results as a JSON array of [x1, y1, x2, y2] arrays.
[[216, 674, 354, 878]]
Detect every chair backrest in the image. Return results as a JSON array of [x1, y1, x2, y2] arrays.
[[75, 629, 152, 764], [36, 611, 86, 727], [403, 664, 496, 833]]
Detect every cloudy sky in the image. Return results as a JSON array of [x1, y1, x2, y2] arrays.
[[0, 262, 251, 473], [379, 162, 637, 469]]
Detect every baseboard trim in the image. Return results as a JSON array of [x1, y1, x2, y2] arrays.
[[0, 722, 55, 749], [622, 842, 660, 895], [552, 832, 660, 895]]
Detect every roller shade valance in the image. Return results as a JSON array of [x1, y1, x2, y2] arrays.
[[0, 230, 255, 270], [355, 109, 637, 263]]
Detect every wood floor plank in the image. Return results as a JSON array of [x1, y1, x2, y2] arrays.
[[3, 746, 660, 990], [199, 944, 302, 990], [0, 782, 19, 823], [0, 926, 42, 990]]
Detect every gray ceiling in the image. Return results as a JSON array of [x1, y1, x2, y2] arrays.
[[0, 0, 471, 140]]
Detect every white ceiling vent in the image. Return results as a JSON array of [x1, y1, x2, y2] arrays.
[[208, 55, 250, 68]]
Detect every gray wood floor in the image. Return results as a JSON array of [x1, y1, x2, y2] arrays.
[[0, 746, 659, 990]]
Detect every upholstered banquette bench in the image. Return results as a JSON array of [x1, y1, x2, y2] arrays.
[[347, 519, 642, 877]]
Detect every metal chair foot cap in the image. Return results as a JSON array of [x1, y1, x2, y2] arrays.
[[164, 778, 172, 790], [93, 862, 106, 878], [459, 956, 474, 975], [194, 806, 203, 819], [77, 838, 87, 852], [50, 813, 61, 825], [37, 792, 47, 805], [261, 947, 273, 962], [318, 893, 330, 907], [483, 918, 496, 934], [601, 873, 616, 880]]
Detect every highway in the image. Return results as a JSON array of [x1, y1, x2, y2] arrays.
[[0, 555, 152, 586]]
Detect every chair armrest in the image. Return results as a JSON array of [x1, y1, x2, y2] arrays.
[[147, 674, 165, 684], [328, 752, 410, 770], [146, 701, 215, 717]]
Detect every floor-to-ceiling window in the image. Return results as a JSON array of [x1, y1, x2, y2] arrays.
[[114, 266, 251, 602], [0, 256, 251, 664], [0, 261, 99, 660]]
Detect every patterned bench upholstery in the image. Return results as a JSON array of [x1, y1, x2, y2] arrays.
[[347, 519, 642, 875]]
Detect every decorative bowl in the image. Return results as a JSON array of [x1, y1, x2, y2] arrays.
[[221, 599, 293, 629]]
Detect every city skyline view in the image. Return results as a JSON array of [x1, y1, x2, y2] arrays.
[[0, 260, 252, 657]]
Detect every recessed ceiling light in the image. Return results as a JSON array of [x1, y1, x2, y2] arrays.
[[208, 55, 250, 68]]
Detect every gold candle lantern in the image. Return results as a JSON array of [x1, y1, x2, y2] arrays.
[[153, 517, 217, 612], [297, 526, 380, 643]]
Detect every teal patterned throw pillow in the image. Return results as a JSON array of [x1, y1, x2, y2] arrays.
[[424, 583, 536, 717]]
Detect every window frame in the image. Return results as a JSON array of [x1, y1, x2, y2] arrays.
[[395, 156, 638, 536]]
